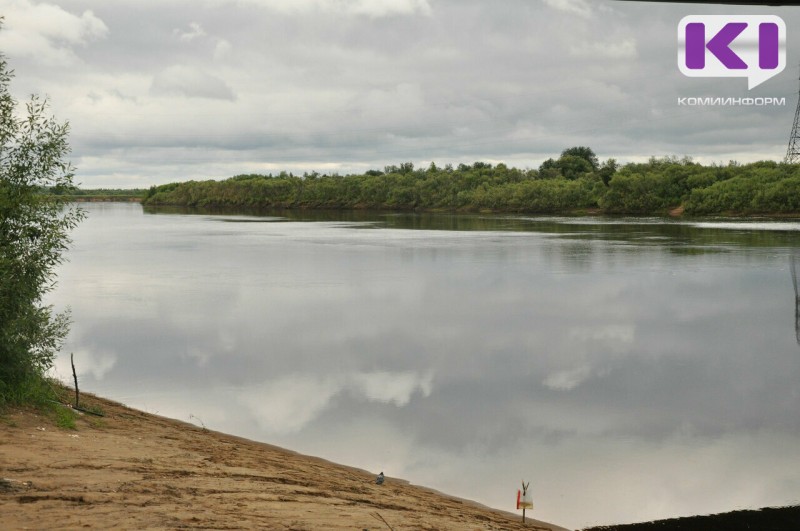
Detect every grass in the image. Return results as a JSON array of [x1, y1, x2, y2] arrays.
[[53, 405, 77, 430], [87, 417, 106, 429], [80, 402, 105, 417], [49, 382, 107, 429], [0, 374, 58, 411], [0, 375, 108, 431]]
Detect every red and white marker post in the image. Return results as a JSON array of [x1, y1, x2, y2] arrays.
[[516, 481, 533, 523]]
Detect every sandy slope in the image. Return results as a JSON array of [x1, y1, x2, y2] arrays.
[[0, 394, 568, 530]]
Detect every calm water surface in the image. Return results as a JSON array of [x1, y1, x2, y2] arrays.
[[49, 203, 800, 529]]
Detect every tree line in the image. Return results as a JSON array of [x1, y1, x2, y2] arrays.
[[53, 188, 147, 201], [142, 148, 800, 216]]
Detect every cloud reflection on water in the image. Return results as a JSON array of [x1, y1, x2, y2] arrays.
[[236, 371, 434, 434], [49, 204, 800, 529]]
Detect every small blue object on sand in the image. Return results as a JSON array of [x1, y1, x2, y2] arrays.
[[376, 472, 385, 485]]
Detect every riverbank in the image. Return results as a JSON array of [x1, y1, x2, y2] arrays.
[[67, 196, 143, 202], [140, 159, 800, 217], [582, 505, 800, 531], [0, 393, 566, 530]]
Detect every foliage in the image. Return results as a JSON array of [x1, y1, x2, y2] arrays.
[[0, 52, 84, 407], [142, 149, 800, 216], [0, 371, 56, 408], [54, 405, 77, 430], [685, 163, 800, 214], [55, 188, 147, 201], [598, 159, 618, 187], [538, 146, 599, 180], [561, 146, 599, 170], [144, 158, 606, 213]]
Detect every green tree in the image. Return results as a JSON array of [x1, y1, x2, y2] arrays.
[[0, 51, 84, 405], [597, 158, 618, 187], [538, 157, 557, 172], [561, 146, 599, 170], [538, 147, 600, 179], [556, 154, 594, 180]]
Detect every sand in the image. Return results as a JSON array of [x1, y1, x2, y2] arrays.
[[0, 393, 568, 530]]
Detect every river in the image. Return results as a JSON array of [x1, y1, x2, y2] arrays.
[[49, 202, 800, 529]]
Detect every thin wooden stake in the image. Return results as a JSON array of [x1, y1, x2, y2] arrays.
[[70, 353, 79, 408], [521, 480, 530, 524]]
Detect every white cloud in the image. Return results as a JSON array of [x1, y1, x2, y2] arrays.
[[348, 0, 432, 17], [351, 370, 433, 406], [568, 324, 635, 347], [213, 39, 233, 60], [541, 0, 591, 18], [150, 65, 236, 100], [174, 22, 206, 42], [543, 364, 593, 391], [0, 1, 107, 65], [226, 0, 432, 17], [570, 37, 638, 59]]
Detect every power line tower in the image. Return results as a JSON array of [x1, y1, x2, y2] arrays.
[[785, 67, 800, 163]]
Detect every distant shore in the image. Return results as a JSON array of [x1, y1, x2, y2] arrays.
[[73, 196, 800, 221], [140, 160, 800, 217], [67, 196, 143, 202]]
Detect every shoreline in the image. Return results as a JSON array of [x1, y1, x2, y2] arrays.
[[58, 197, 800, 219], [0, 392, 568, 530], [122, 198, 800, 219]]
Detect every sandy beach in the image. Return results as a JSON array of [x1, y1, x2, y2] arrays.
[[0, 393, 568, 530]]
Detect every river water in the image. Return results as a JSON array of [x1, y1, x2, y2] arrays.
[[49, 202, 800, 529]]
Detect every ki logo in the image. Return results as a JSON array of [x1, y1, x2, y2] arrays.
[[678, 15, 786, 90]]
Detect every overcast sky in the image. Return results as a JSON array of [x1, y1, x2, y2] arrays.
[[2, 0, 800, 188]]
